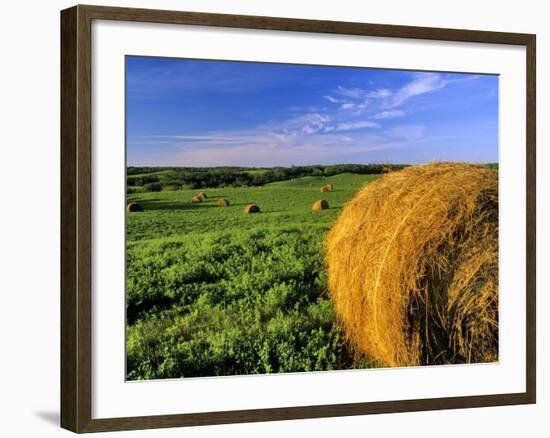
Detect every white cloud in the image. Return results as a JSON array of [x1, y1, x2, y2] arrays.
[[340, 103, 355, 110], [335, 86, 391, 101], [331, 74, 446, 113], [135, 131, 408, 167], [366, 89, 392, 98], [335, 120, 380, 131], [373, 109, 406, 120], [388, 74, 446, 108], [337, 86, 364, 99], [324, 95, 343, 103], [269, 112, 332, 136]]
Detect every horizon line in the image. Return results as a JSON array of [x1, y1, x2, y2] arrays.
[[126, 161, 498, 169]]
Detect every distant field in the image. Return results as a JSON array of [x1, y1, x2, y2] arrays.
[[127, 173, 378, 241], [126, 172, 380, 379]]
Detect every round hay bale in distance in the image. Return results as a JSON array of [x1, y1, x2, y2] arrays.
[[217, 198, 230, 207], [320, 183, 333, 193], [191, 195, 202, 203], [196, 191, 208, 200], [243, 203, 260, 214], [126, 202, 143, 212], [312, 199, 329, 211], [326, 163, 498, 367]]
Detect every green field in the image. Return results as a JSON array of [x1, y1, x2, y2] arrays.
[[126, 172, 380, 380]]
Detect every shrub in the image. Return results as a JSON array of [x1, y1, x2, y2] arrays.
[[143, 182, 162, 192]]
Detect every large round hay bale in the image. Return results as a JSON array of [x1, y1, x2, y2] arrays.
[[312, 199, 329, 211], [326, 163, 498, 367], [217, 198, 230, 207], [126, 202, 143, 212], [191, 195, 202, 203], [196, 191, 207, 200], [320, 183, 333, 192], [243, 203, 260, 214]]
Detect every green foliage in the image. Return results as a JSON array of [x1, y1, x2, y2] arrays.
[[127, 175, 160, 186], [126, 230, 359, 379], [143, 182, 163, 192], [126, 186, 144, 195], [125, 164, 406, 191], [126, 172, 381, 379]]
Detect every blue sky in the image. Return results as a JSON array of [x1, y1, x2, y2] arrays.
[[126, 56, 498, 167]]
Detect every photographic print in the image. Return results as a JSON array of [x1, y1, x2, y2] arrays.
[[125, 56, 499, 380]]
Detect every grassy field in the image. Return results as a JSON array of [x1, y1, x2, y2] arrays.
[[126, 172, 380, 380]]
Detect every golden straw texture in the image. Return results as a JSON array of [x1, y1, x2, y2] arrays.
[[244, 203, 260, 214], [313, 199, 329, 211], [325, 163, 498, 367]]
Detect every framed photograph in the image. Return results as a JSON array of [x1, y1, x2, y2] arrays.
[[60, 4, 536, 433]]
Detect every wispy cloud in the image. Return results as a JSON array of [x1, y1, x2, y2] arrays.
[[323, 74, 447, 119], [366, 89, 392, 98], [324, 95, 344, 104], [334, 86, 391, 101], [337, 86, 364, 99], [130, 129, 419, 167], [335, 120, 380, 131], [373, 109, 406, 120], [387, 73, 447, 108], [340, 103, 356, 110], [267, 113, 333, 136]]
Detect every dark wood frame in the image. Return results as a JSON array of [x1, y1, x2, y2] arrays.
[[61, 4, 536, 433]]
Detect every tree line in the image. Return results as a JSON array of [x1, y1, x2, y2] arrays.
[[127, 164, 409, 192]]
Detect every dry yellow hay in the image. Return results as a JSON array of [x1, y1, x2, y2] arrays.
[[243, 203, 260, 214], [312, 199, 329, 211], [320, 183, 334, 192], [191, 195, 202, 203], [325, 163, 498, 367], [217, 198, 230, 207], [126, 202, 143, 212], [196, 192, 208, 200]]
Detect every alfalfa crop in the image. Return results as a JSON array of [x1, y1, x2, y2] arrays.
[[243, 203, 260, 214], [325, 162, 498, 367], [312, 199, 329, 211], [217, 198, 230, 207], [126, 202, 143, 212]]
